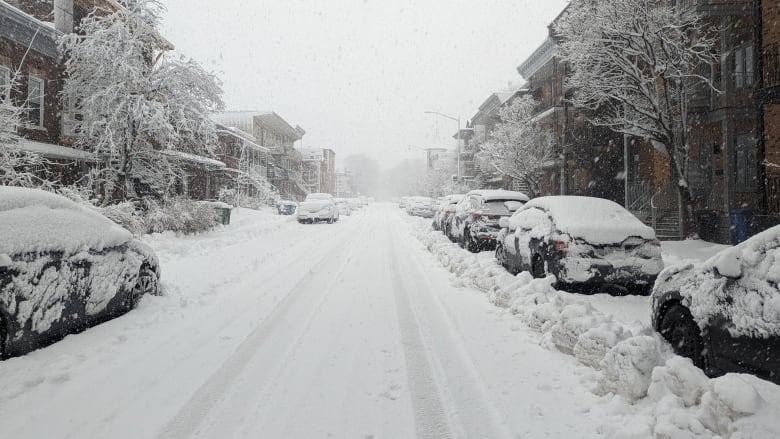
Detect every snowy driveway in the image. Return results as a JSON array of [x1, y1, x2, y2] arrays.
[[0, 204, 777, 438]]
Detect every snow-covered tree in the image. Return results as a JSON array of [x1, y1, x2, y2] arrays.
[[477, 95, 554, 197], [0, 66, 51, 188], [555, 0, 717, 236], [59, 0, 224, 202]]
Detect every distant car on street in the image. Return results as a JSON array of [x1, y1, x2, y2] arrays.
[[276, 200, 297, 215], [297, 193, 339, 224], [432, 194, 464, 232], [334, 198, 352, 216], [450, 190, 530, 252], [406, 196, 436, 218], [0, 187, 161, 359], [495, 196, 663, 295], [652, 226, 780, 384]]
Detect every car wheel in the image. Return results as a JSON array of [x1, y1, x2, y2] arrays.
[[0, 315, 7, 359], [127, 265, 159, 310], [496, 243, 507, 267], [531, 254, 545, 278], [465, 231, 479, 253], [659, 304, 706, 369]]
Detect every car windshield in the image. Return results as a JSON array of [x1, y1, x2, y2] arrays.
[[2, 0, 778, 437]]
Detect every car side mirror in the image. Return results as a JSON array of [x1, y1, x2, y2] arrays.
[[499, 217, 511, 229], [712, 249, 743, 279]]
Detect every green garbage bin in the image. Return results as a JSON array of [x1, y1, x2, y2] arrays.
[[217, 207, 231, 225]]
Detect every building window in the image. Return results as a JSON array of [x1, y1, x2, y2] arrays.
[[735, 134, 757, 192], [733, 45, 754, 88], [27, 76, 44, 127], [62, 95, 84, 137], [0, 66, 10, 103]]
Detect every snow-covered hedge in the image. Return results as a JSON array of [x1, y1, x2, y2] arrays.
[[55, 189, 220, 236], [413, 221, 780, 439]]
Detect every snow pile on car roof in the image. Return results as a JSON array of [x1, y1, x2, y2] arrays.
[[524, 196, 656, 244], [656, 224, 780, 338], [468, 189, 529, 202], [0, 187, 132, 256]]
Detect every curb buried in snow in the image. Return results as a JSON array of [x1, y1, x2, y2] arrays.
[[408, 217, 780, 439]]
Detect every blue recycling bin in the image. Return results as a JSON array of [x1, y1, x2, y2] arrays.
[[729, 208, 756, 244]]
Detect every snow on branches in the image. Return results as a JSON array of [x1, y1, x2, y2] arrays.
[[0, 68, 52, 189], [477, 95, 553, 197], [59, 0, 224, 201], [555, 0, 717, 236]]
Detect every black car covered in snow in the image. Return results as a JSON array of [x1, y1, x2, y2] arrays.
[[652, 225, 780, 384], [495, 196, 663, 294], [0, 187, 161, 358]]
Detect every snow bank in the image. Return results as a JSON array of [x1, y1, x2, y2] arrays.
[[411, 217, 780, 438]]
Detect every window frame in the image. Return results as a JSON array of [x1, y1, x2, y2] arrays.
[[0, 65, 10, 103], [734, 133, 757, 193], [733, 45, 754, 89], [26, 75, 44, 128]]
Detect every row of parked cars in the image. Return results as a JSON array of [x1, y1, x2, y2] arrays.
[[410, 189, 780, 384], [282, 194, 368, 223]]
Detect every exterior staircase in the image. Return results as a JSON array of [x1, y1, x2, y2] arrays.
[[651, 209, 682, 241]]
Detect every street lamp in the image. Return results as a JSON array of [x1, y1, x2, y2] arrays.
[[424, 111, 462, 186]]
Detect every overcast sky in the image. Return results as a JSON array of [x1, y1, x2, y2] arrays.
[[160, 0, 568, 170]]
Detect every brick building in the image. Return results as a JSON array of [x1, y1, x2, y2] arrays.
[[757, 0, 780, 215], [213, 111, 307, 201], [301, 148, 336, 195]]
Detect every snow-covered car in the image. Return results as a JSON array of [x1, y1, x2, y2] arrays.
[[496, 196, 662, 294], [347, 198, 363, 211], [0, 187, 161, 359], [450, 190, 530, 252], [334, 198, 352, 216], [406, 196, 435, 218], [432, 194, 464, 232], [297, 193, 339, 223], [276, 200, 297, 215], [651, 226, 780, 384]]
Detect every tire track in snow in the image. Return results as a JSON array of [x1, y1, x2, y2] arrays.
[[390, 221, 515, 439], [157, 214, 371, 439], [388, 238, 454, 439]]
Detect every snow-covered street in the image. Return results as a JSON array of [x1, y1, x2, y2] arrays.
[[1, 204, 778, 439]]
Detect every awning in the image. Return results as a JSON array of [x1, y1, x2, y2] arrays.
[[10, 140, 96, 161], [164, 150, 226, 169]]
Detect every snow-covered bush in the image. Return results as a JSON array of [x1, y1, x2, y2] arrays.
[[142, 197, 219, 235]]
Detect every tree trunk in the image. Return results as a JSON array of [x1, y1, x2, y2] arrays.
[[668, 153, 698, 238]]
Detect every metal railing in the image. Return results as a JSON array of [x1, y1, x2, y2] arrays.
[[626, 181, 654, 219], [650, 182, 681, 238]]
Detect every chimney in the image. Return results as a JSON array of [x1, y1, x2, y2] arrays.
[[54, 0, 73, 33]]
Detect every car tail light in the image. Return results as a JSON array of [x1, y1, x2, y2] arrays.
[[473, 211, 483, 221], [555, 240, 568, 252]]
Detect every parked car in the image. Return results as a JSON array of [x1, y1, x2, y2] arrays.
[[398, 196, 411, 209], [495, 196, 662, 294], [347, 198, 363, 211], [276, 199, 297, 215], [0, 187, 161, 359], [334, 198, 352, 216], [297, 193, 339, 223], [432, 194, 464, 232], [450, 190, 530, 252], [407, 196, 436, 218], [652, 225, 780, 384]]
